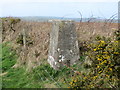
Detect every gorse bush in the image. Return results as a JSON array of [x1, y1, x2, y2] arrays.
[[68, 30, 120, 88]]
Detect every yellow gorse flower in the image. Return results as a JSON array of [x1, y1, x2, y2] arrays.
[[103, 52, 108, 54], [94, 49, 97, 51], [93, 76, 98, 79], [100, 62, 103, 65], [114, 52, 119, 54], [70, 82, 73, 84], [100, 60, 107, 65], [103, 55, 110, 59], [109, 68, 112, 71], [74, 80, 77, 82], [98, 71, 102, 73], [114, 41, 118, 43], [98, 40, 105, 43], [103, 60, 107, 63], [97, 66, 100, 68], [97, 48, 102, 50], [106, 75, 109, 77], [97, 58, 102, 61], [100, 40, 105, 43], [84, 77, 87, 79]]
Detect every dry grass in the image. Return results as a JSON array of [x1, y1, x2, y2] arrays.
[[76, 22, 118, 41], [2, 18, 118, 70]]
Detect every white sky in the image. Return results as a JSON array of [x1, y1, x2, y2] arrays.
[[0, 0, 119, 3], [0, 0, 119, 18]]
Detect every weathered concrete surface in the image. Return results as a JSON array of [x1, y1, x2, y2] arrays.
[[48, 20, 80, 70]]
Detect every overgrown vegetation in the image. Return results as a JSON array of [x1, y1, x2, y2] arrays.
[[1, 42, 42, 88], [1, 42, 72, 88], [1, 17, 119, 88], [2, 42, 17, 73], [68, 30, 120, 89], [1, 42, 87, 88]]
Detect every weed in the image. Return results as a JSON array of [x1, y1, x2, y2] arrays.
[[2, 42, 18, 72]]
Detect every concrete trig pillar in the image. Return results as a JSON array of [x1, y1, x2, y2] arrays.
[[48, 20, 80, 70]]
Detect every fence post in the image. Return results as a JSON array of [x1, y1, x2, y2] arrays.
[[23, 28, 26, 49]]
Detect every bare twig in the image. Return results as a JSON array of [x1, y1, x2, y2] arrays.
[[77, 11, 82, 22], [87, 14, 94, 23]]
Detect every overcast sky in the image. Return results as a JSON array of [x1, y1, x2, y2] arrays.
[[0, 0, 119, 18]]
